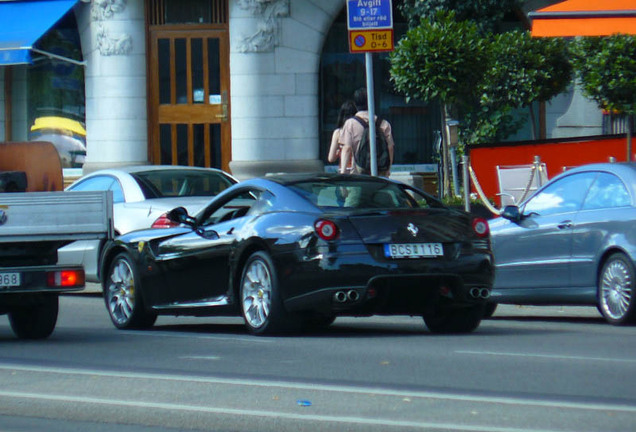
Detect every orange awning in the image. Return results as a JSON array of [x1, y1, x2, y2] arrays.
[[530, 0, 636, 37]]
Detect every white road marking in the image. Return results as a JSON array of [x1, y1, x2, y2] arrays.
[[126, 330, 273, 343], [179, 355, 220, 360], [0, 363, 635, 413], [0, 390, 572, 432], [456, 350, 636, 364]]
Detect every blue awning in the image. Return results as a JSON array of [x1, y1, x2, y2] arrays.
[[0, 0, 81, 66]]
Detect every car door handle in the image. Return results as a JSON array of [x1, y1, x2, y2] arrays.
[[557, 220, 573, 229], [196, 227, 219, 240]]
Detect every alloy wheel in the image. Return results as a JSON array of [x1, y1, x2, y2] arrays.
[[600, 257, 633, 321], [106, 256, 136, 326], [241, 257, 272, 329]]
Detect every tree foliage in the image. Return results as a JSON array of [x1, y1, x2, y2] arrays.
[[389, 11, 572, 146], [480, 31, 571, 109], [399, 0, 522, 33], [389, 11, 486, 110], [570, 34, 636, 116]]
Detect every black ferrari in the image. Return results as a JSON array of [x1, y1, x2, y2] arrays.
[[100, 173, 494, 335]]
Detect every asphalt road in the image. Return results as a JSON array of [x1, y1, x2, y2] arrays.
[[0, 294, 634, 432]]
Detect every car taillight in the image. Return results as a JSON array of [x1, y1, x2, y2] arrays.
[[47, 270, 85, 287], [151, 213, 180, 229], [472, 218, 490, 238], [314, 219, 339, 241]]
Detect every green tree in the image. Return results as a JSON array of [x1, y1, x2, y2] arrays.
[[571, 34, 636, 160], [399, 0, 522, 33], [390, 8, 572, 196], [472, 31, 571, 143], [570, 35, 636, 115], [389, 11, 487, 195], [389, 11, 486, 109]]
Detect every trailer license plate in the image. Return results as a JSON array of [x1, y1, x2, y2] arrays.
[[384, 243, 443, 258], [0, 272, 20, 287]]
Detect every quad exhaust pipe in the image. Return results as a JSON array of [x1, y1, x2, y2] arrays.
[[469, 287, 491, 299], [333, 290, 360, 303]]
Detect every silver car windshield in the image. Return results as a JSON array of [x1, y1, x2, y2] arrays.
[[131, 170, 235, 198]]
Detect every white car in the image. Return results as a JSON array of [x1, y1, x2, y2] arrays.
[[58, 165, 238, 282]]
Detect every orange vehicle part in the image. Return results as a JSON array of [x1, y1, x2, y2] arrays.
[[0, 141, 63, 191]]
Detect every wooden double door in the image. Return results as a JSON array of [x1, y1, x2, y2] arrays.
[[148, 28, 230, 171]]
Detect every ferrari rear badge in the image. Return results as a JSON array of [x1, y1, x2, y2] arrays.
[[407, 223, 418, 237]]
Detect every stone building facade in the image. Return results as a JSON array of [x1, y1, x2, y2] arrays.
[[0, 0, 604, 181]]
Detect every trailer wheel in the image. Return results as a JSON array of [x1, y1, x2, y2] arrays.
[[9, 294, 59, 339]]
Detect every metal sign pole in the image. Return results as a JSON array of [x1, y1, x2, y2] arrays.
[[365, 52, 378, 176]]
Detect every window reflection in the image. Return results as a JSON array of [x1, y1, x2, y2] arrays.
[[524, 173, 595, 216], [583, 173, 631, 210]]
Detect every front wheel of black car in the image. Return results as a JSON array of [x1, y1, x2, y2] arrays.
[[423, 304, 484, 334], [240, 251, 297, 335], [598, 253, 636, 325], [104, 252, 157, 330], [9, 294, 58, 339]]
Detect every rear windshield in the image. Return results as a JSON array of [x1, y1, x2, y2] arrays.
[[131, 170, 235, 198], [288, 179, 443, 210]]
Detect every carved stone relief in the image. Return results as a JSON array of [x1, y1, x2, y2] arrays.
[[96, 24, 133, 56], [89, 0, 133, 56], [237, 0, 290, 53]]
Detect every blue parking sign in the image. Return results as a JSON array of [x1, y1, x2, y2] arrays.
[[347, 0, 393, 30]]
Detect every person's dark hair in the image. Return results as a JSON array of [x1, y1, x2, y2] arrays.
[[353, 87, 368, 110], [337, 100, 357, 128]]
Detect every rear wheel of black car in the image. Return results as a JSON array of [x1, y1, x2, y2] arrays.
[[240, 251, 297, 335], [9, 294, 59, 339], [423, 304, 484, 334], [598, 253, 636, 325], [104, 252, 157, 330]]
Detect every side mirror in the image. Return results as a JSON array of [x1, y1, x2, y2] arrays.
[[167, 207, 195, 226], [501, 205, 521, 222]]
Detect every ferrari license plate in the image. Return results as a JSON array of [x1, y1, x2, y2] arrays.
[[0, 272, 21, 288], [384, 243, 443, 259]]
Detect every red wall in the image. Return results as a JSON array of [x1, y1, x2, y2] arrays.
[[469, 135, 629, 206]]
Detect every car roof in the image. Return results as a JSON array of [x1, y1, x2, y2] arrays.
[[69, 165, 238, 185], [109, 165, 233, 176], [524, 162, 636, 206]]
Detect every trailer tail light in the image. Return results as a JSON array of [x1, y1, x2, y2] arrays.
[[472, 218, 490, 238], [47, 270, 85, 288], [314, 219, 339, 241], [151, 213, 180, 229]]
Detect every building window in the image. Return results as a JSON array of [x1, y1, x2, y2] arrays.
[[149, 0, 228, 26], [27, 11, 85, 169]]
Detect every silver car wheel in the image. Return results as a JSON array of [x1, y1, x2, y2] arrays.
[[241, 257, 272, 329], [106, 256, 136, 325], [600, 256, 633, 321]]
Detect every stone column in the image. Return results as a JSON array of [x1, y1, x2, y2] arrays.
[[228, 0, 342, 180], [77, 0, 148, 173]]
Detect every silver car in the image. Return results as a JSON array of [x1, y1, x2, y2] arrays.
[[488, 162, 636, 325], [58, 165, 237, 282]]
